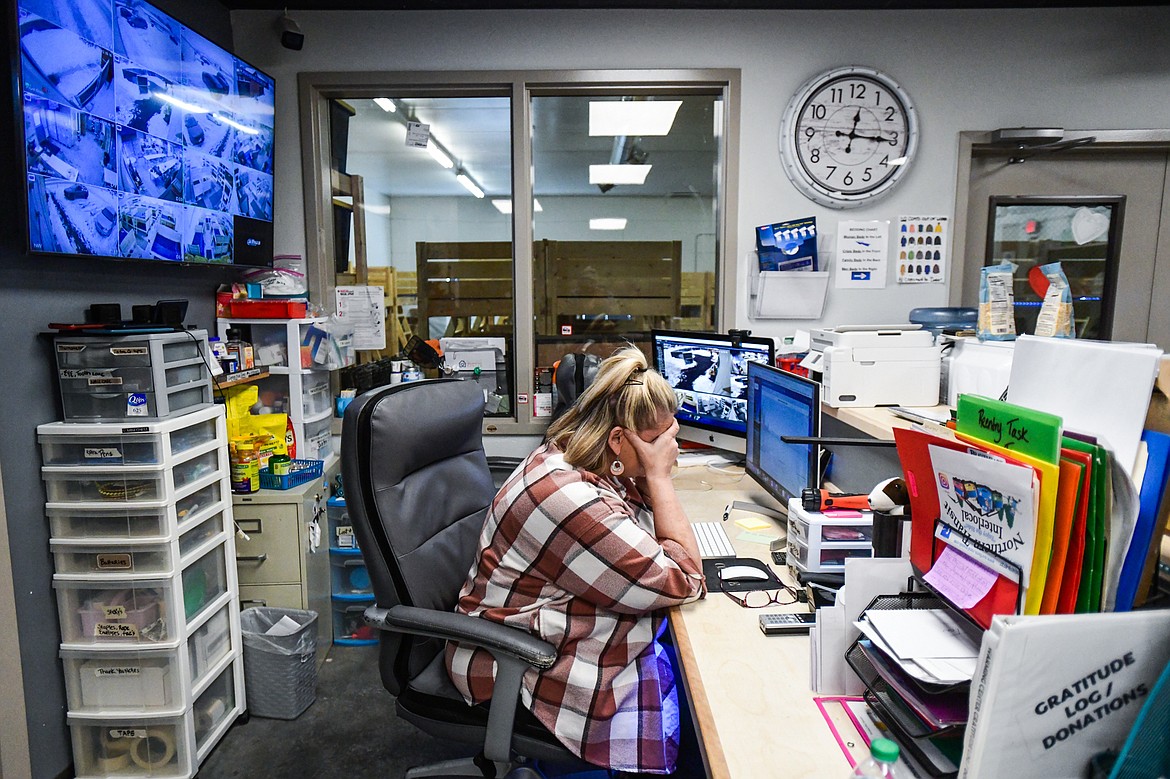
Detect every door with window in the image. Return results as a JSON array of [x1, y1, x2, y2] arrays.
[[958, 141, 1169, 347]]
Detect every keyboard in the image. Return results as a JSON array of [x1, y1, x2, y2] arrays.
[[693, 521, 736, 559]]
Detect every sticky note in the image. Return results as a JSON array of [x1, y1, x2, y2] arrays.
[[734, 516, 773, 533]]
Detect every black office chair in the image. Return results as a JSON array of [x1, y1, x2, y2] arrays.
[[341, 378, 580, 778]]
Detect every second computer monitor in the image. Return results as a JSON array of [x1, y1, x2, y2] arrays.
[[745, 361, 821, 508], [651, 330, 775, 455]]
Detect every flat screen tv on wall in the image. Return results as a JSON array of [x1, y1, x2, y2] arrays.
[[16, 0, 275, 266]]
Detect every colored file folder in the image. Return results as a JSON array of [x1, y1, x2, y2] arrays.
[[1054, 446, 1093, 614]]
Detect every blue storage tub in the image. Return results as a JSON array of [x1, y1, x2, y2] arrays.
[[330, 548, 372, 595], [909, 307, 978, 338], [332, 593, 377, 646]]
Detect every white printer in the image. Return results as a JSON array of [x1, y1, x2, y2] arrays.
[[805, 325, 942, 408]]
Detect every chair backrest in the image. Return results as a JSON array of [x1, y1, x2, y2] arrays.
[[341, 378, 495, 694]]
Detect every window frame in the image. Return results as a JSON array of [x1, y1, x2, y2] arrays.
[[299, 69, 741, 434]]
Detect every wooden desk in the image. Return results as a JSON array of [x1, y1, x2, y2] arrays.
[[667, 466, 848, 779]]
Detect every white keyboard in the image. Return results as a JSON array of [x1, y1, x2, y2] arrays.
[[693, 521, 736, 559]]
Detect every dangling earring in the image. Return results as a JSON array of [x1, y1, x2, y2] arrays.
[[610, 459, 625, 476]]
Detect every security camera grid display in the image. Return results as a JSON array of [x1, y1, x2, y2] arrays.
[[656, 335, 773, 434], [18, 0, 274, 265]]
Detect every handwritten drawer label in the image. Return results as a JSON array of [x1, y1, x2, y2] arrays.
[[84, 447, 123, 459], [94, 666, 140, 678], [110, 347, 149, 356], [95, 623, 139, 638], [96, 553, 133, 570]]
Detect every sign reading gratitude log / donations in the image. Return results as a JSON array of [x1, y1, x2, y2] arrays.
[[835, 220, 889, 289]]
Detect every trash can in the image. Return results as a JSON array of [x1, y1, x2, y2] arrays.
[[239, 607, 318, 719]]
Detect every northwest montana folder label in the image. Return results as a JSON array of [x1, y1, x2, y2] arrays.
[[956, 394, 1063, 464]]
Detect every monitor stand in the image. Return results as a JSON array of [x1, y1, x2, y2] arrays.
[[723, 499, 786, 522]]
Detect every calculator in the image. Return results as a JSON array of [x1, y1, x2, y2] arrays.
[[758, 611, 816, 635]]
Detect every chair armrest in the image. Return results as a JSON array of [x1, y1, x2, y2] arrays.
[[365, 604, 556, 670]]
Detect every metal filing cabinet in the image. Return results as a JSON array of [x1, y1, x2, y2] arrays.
[[231, 465, 334, 666]]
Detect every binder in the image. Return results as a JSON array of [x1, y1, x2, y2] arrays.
[[1114, 429, 1170, 610], [959, 610, 1170, 779], [955, 394, 1063, 465]]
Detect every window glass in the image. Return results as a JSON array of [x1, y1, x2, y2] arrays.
[[530, 93, 722, 372], [337, 95, 515, 417]]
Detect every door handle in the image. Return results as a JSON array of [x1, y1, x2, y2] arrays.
[[237, 554, 268, 563]]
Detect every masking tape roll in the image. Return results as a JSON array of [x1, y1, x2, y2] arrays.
[[96, 733, 132, 772], [129, 728, 176, 770], [96, 750, 131, 772], [195, 698, 227, 734]]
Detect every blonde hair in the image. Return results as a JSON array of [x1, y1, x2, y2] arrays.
[[545, 346, 678, 473]]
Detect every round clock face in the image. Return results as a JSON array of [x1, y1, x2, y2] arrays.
[[780, 66, 918, 209]]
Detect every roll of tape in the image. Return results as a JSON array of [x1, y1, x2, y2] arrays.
[[196, 697, 227, 733], [96, 732, 132, 772], [130, 728, 176, 770]]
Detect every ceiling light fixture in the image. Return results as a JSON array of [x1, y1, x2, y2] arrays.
[[491, 199, 542, 214], [589, 100, 682, 136], [590, 218, 627, 230], [426, 143, 454, 169], [456, 170, 484, 199], [590, 164, 652, 186], [373, 97, 396, 113]]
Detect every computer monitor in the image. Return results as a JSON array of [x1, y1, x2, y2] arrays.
[[744, 361, 821, 509], [651, 330, 775, 455]]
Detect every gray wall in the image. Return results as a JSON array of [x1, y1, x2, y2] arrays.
[[0, 2, 235, 775], [229, 6, 1170, 347]]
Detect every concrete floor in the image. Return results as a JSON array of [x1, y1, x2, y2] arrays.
[[198, 644, 473, 778]]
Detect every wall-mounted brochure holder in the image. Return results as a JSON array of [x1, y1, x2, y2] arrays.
[[749, 252, 830, 319]]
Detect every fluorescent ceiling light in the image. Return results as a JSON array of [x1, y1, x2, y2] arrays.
[[373, 98, 396, 113], [589, 100, 682, 136], [154, 92, 209, 114], [426, 144, 454, 169], [491, 199, 543, 214], [590, 218, 627, 230], [589, 164, 652, 185], [456, 172, 484, 199]]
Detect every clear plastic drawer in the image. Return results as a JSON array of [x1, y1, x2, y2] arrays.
[[303, 416, 333, 462], [178, 511, 226, 559], [48, 506, 171, 541], [44, 470, 168, 505], [52, 540, 175, 577], [68, 715, 189, 778], [62, 647, 183, 714], [188, 604, 233, 689], [55, 578, 178, 646], [172, 450, 220, 492], [302, 372, 332, 418], [193, 662, 237, 753], [787, 535, 872, 573], [40, 432, 166, 467], [176, 482, 223, 526], [181, 544, 228, 626], [330, 549, 371, 595]]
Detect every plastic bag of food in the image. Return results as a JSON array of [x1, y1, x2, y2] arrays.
[[978, 263, 1017, 341], [1033, 261, 1075, 338]]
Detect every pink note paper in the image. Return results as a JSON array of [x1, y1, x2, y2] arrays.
[[922, 545, 997, 609]]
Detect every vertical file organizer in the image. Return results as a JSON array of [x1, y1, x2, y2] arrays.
[[39, 405, 245, 778], [748, 251, 830, 319]]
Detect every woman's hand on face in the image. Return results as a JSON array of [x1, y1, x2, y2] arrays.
[[622, 418, 679, 480]]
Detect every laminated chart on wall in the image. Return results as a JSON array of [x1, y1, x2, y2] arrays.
[[335, 285, 386, 351], [897, 215, 948, 284], [834, 220, 888, 289]]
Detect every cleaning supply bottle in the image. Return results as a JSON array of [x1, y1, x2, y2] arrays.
[[849, 738, 899, 778]]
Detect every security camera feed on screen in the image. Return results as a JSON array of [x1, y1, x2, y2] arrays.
[[653, 332, 774, 435], [17, 0, 274, 266]]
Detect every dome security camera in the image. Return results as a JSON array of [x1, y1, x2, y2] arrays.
[[278, 14, 304, 50]]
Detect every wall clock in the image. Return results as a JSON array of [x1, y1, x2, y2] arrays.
[[779, 66, 919, 209]]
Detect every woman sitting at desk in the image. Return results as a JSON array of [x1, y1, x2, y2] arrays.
[[447, 347, 705, 776]]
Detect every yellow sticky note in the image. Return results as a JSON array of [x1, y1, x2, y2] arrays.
[[734, 516, 773, 533]]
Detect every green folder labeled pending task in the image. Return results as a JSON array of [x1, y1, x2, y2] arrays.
[[956, 394, 1063, 464]]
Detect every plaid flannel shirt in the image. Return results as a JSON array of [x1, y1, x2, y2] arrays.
[[446, 443, 704, 773]]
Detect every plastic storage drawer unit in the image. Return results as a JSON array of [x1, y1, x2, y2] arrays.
[[54, 331, 213, 422], [787, 534, 873, 573], [193, 662, 238, 753]]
